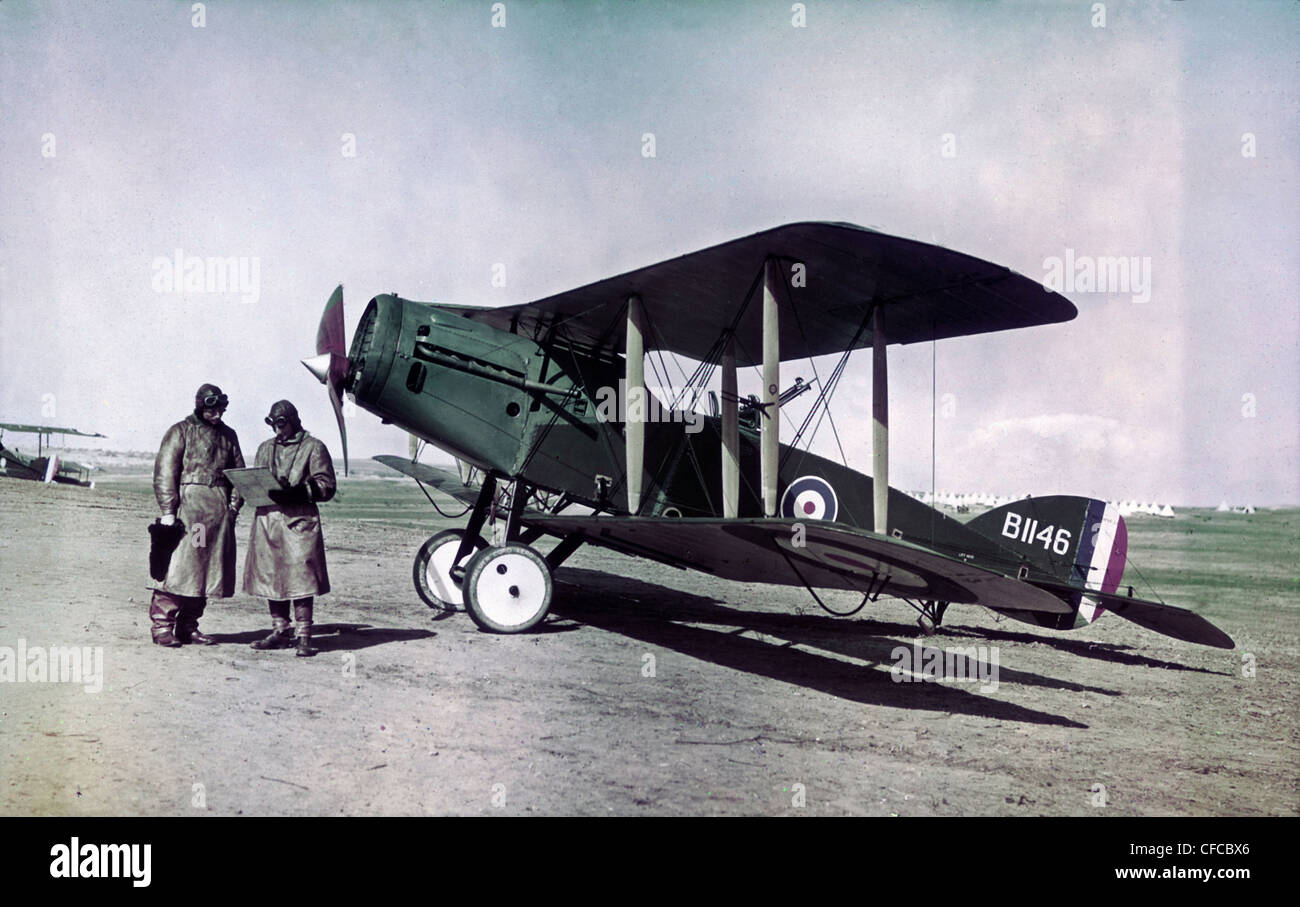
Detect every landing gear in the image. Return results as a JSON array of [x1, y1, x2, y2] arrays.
[[463, 543, 553, 633], [413, 528, 486, 611], [907, 599, 950, 635], [414, 474, 575, 632], [412, 475, 498, 611]]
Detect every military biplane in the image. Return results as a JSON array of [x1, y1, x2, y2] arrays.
[[301, 222, 1233, 649], [0, 423, 105, 487]]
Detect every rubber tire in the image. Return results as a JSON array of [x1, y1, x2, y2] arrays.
[[413, 529, 486, 611], [462, 543, 554, 633]]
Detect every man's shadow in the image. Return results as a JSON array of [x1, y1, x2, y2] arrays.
[[213, 623, 434, 652]]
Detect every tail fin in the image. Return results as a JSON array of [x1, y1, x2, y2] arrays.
[[966, 496, 1127, 630]]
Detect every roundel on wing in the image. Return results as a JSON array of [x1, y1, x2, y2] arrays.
[[780, 475, 839, 522]]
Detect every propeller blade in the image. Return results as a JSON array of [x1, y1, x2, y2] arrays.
[[316, 284, 347, 356], [327, 379, 349, 477], [301, 286, 350, 476]]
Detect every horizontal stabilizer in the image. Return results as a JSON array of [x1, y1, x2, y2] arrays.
[[1018, 580, 1234, 649]]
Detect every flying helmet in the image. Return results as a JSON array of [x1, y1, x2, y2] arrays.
[[195, 383, 228, 411]]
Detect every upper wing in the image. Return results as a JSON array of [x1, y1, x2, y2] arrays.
[[522, 515, 1071, 615], [441, 222, 1075, 365], [0, 423, 106, 438]]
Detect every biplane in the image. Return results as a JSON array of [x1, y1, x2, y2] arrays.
[[0, 423, 104, 487], [300, 222, 1233, 649]]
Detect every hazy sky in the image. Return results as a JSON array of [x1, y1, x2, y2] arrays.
[[2, 0, 1296, 505]]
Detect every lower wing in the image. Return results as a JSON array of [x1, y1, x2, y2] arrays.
[[523, 516, 1071, 615], [373, 455, 481, 507]]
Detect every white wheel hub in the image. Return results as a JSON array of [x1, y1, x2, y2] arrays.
[[464, 544, 553, 633]]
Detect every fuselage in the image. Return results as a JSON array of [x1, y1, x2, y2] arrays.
[[344, 294, 1016, 563]]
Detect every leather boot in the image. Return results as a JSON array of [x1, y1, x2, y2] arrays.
[[294, 599, 317, 657], [150, 590, 182, 647], [251, 617, 294, 650], [153, 629, 182, 648], [177, 611, 217, 645]]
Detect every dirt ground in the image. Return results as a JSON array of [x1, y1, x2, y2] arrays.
[[1, 476, 1296, 816]]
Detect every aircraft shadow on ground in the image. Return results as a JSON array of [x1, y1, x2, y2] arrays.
[[550, 568, 1092, 728], [211, 623, 435, 652]]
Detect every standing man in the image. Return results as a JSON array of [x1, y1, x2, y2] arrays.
[[245, 400, 336, 657], [151, 383, 244, 647]]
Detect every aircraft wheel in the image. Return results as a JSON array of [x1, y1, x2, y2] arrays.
[[463, 544, 553, 633], [413, 529, 486, 611]]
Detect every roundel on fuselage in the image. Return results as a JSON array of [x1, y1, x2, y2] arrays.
[[780, 475, 838, 522]]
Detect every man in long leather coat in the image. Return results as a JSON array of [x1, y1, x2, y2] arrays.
[[151, 383, 245, 646], [245, 400, 336, 657]]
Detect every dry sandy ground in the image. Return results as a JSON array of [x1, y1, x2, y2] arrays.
[[1, 477, 1296, 816]]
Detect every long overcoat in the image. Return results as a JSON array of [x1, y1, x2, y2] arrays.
[[153, 414, 245, 597], [243, 431, 335, 599]]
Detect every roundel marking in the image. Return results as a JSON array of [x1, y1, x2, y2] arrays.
[[780, 475, 839, 522]]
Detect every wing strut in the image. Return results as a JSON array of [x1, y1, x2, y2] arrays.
[[721, 335, 739, 518], [625, 294, 646, 514], [872, 303, 889, 533], [761, 258, 781, 516]]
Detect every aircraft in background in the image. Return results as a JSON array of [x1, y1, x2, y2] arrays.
[[297, 222, 1233, 650], [0, 423, 105, 487]]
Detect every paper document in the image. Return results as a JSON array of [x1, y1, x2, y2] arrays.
[[223, 467, 281, 508]]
